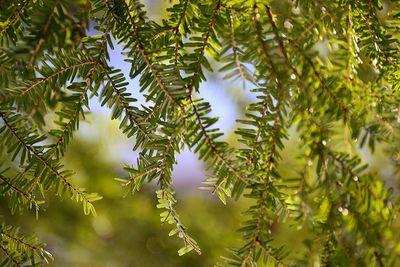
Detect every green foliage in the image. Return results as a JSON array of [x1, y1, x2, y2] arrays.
[[1, 0, 400, 266], [0, 223, 52, 266]]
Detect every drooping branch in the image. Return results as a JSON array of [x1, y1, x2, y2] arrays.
[[121, 0, 179, 106], [0, 111, 97, 213], [186, 0, 222, 95], [188, 96, 248, 186]]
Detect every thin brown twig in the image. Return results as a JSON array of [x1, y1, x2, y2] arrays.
[[28, 0, 60, 67], [0, 243, 21, 267], [0, 174, 36, 205]]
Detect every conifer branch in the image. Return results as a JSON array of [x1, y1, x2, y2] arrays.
[[290, 12, 328, 47], [288, 43, 357, 124], [237, 5, 290, 266], [98, 63, 154, 141], [0, 112, 95, 211], [188, 96, 247, 185], [0, 243, 21, 267], [172, 0, 189, 64], [0, 174, 37, 207], [346, 4, 354, 80], [28, 0, 60, 67], [239, 101, 283, 267], [0, 224, 52, 264], [187, 0, 221, 95], [1, 231, 42, 253], [321, 232, 334, 267], [364, 0, 391, 64], [265, 5, 299, 78], [150, 27, 174, 41], [141, 105, 161, 123], [0, 0, 31, 35], [83, 30, 155, 145], [157, 133, 201, 255], [158, 135, 175, 181], [255, 240, 288, 267], [20, 61, 97, 96], [227, 9, 249, 84], [121, 0, 179, 106], [1, 0, 399, 263], [51, 79, 91, 157], [124, 166, 158, 186]]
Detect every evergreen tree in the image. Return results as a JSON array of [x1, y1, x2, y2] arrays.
[[1, 0, 400, 266]]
